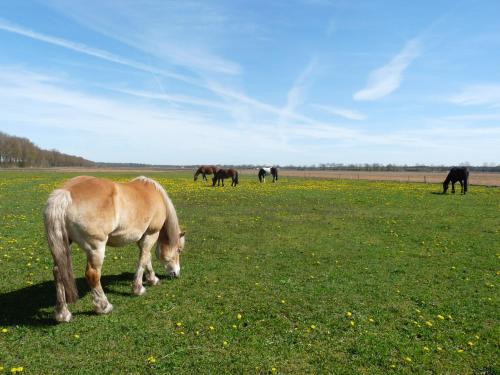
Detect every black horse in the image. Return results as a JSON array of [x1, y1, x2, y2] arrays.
[[212, 168, 239, 187], [443, 167, 469, 194], [258, 167, 278, 183]]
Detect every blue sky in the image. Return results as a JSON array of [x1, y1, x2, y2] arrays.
[[1, 0, 499, 165]]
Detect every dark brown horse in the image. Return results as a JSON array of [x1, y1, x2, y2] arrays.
[[194, 165, 219, 181], [212, 168, 239, 187], [443, 167, 469, 194]]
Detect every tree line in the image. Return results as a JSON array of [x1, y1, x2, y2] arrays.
[[0, 131, 94, 168]]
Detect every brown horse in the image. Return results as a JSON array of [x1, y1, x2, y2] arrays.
[[212, 168, 239, 187], [44, 176, 185, 322], [194, 165, 219, 181]]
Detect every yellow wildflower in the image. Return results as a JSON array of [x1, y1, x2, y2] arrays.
[[176, 322, 182, 327], [346, 311, 352, 317], [147, 356, 156, 364], [237, 313, 242, 320], [437, 315, 445, 320]]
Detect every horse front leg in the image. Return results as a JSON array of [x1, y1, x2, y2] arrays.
[[459, 181, 464, 194], [133, 233, 160, 295], [85, 243, 113, 314], [451, 181, 456, 194], [202, 173, 207, 181]]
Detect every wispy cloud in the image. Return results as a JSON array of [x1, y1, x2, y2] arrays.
[[313, 104, 366, 120], [353, 38, 421, 101], [325, 17, 336, 38], [448, 84, 500, 107], [0, 18, 200, 87], [282, 57, 319, 118], [43, 1, 241, 75]]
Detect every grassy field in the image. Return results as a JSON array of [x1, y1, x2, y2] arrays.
[[0, 171, 498, 374]]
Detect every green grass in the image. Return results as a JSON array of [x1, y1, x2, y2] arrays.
[[0, 171, 498, 374]]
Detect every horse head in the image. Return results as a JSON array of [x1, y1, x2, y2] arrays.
[[156, 230, 185, 278]]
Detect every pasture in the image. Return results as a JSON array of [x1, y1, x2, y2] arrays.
[[0, 171, 498, 374]]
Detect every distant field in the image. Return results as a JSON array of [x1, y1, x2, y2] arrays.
[[0, 171, 498, 374]]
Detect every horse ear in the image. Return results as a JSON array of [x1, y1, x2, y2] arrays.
[[179, 231, 186, 238]]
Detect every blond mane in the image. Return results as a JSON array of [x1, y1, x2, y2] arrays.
[[132, 176, 180, 244]]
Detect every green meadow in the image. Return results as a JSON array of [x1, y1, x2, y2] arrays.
[[0, 171, 498, 374]]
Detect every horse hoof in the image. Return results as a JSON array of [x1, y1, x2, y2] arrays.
[[133, 285, 147, 296], [147, 276, 160, 286], [96, 302, 113, 315], [54, 309, 72, 323]]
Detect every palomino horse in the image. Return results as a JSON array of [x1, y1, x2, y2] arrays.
[[443, 167, 469, 194], [212, 168, 239, 187], [44, 176, 185, 322], [258, 167, 278, 183], [194, 165, 219, 181]]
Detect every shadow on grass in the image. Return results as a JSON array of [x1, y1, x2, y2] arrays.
[[0, 272, 135, 327]]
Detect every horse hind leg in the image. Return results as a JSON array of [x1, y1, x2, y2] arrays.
[[133, 233, 160, 295], [451, 181, 456, 193], [85, 242, 113, 314]]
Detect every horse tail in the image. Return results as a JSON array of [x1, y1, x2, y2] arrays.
[[235, 171, 239, 185], [44, 189, 78, 303], [275, 168, 278, 181]]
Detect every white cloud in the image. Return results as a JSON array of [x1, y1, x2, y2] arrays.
[[448, 84, 500, 107], [353, 38, 421, 101], [313, 104, 366, 120]]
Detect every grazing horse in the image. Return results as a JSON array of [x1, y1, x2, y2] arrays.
[[44, 176, 185, 322], [212, 168, 239, 187], [443, 167, 469, 194], [258, 167, 278, 183], [194, 165, 219, 181]]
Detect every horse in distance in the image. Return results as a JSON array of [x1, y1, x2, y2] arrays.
[[194, 165, 219, 181], [443, 167, 469, 194], [258, 167, 278, 183], [44, 176, 185, 322], [212, 168, 239, 187]]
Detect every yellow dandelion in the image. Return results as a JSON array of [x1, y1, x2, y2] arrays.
[[467, 341, 474, 347], [280, 299, 286, 304], [436, 346, 443, 351], [369, 318, 374, 323], [176, 322, 182, 327], [147, 356, 156, 364], [350, 320, 355, 327], [437, 315, 445, 320], [271, 368, 277, 374], [457, 349, 464, 353], [195, 330, 200, 336], [223, 341, 228, 346], [209, 326, 215, 331], [425, 321, 433, 327], [404, 357, 412, 363], [237, 313, 242, 320], [346, 311, 352, 317], [74, 334, 80, 339], [310, 324, 316, 330], [1, 328, 8, 333], [447, 315, 453, 320], [423, 346, 430, 352], [475, 335, 480, 340], [179, 331, 185, 335]]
